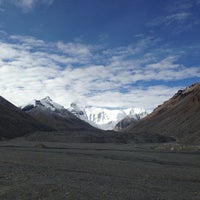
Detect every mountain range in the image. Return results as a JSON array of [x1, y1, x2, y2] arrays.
[[21, 97, 129, 143], [125, 82, 200, 144], [22, 97, 147, 131], [68, 103, 147, 130], [0, 82, 199, 144], [0, 95, 172, 143]]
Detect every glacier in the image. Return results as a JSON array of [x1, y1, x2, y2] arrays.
[[68, 103, 148, 130]]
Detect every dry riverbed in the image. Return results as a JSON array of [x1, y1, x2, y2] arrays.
[[0, 139, 200, 200]]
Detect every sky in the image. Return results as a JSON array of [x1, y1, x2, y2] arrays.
[[0, 0, 199, 111]]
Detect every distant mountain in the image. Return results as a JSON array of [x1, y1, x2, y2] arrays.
[[68, 103, 147, 130], [22, 97, 99, 132], [0, 96, 49, 140], [114, 116, 137, 131], [126, 83, 200, 144], [22, 96, 64, 112]]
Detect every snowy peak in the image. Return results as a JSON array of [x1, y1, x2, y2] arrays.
[[39, 96, 64, 111], [124, 107, 146, 115], [22, 96, 64, 112], [124, 107, 148, 120], [68, 102, 88, 121], [70, 102, 85, 115], [67, 103, 148, 130], [86, 107, 125, 124]]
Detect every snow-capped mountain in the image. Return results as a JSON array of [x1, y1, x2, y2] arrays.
[[21, 97, 97, 131], [21, 96, 64, 112], [124, 107, 148, 120], [68, 102, 88, 121], [68, 103, 148, 130]]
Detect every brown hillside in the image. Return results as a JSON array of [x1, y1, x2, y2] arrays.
[[126, 83, 200, 144]]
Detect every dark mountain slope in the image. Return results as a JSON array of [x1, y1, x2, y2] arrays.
[[24, 106, 98, 132], [0, 96, 49, 140], [126, 83, 200, 144], [114, 116, 137, 131]]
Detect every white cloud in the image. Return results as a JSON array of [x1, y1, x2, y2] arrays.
[[167, 0, 199, 12], [165, 12, 191, 24], [84, 86, 180, 112], [56, 42, 93, 64], [0, 34, 199, 111], [14, 0, 38, 9], [10, 35, 46, 47], [0, 0, 54, 11], [57, 42, 92, 57], [148, 0, 200, 32], [148, 12, 191, 27]]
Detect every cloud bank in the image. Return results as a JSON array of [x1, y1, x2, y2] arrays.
[[0, 33, 199, 111]]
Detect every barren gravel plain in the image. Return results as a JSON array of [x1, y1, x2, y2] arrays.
[[0, 139, 200, 200]]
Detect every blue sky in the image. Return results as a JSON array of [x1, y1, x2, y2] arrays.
[[0, 0, 199, 111]]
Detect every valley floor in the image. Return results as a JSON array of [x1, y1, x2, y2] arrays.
[[0, 139, 200, 200]]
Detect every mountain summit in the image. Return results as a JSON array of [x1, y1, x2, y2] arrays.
[[22, 96, 64, 112], [126, 82, 200, 144]]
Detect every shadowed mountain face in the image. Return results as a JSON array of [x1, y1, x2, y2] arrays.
[[126, 83, 200, 144], [24, 107, 98, 132], [114, 116, 137, 131], [0, 96, 49, 140]]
